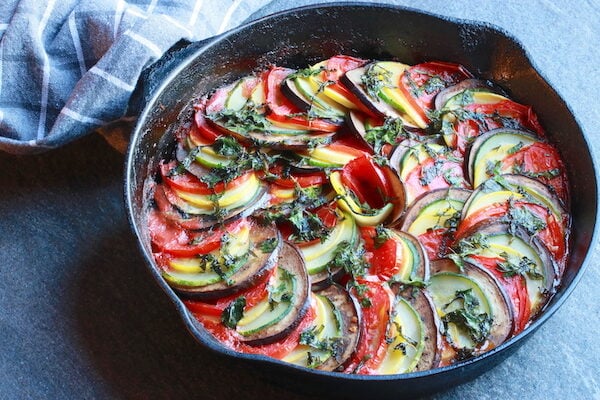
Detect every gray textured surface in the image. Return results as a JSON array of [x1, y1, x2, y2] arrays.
[[1, 1, 599, 399]]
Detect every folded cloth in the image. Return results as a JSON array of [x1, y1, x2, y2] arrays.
[[0, 0, 272, 154]]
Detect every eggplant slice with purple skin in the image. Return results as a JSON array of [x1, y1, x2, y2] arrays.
[[459, 221, 559, 318], [428, 258, 515, 357], [434, 79, 506, 111], [162, 222, 282, 300], [281, 284, 361, 371], [391, 286, 442, 372], [236, 242, 311, 346]]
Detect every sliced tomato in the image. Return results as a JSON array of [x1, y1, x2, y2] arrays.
[[322, 55, 368, 81], [160, 161, 253, 195], [269, 167, 328, 188], [193, 99, 222, 143], [501, 142, 568, 202], [265, 66, 303, 116], [344, 280, 393, 374], [361, 227, 400, 280], [399, 61, 473, 123], [194, 301, 316, 359], [266, 112, 339, 132], [469, 254, 531, 334], [204, 86, 230, 114], [418, 228, 452, 261], [341, 155, 391, 208], [281, 203, 340, 247], [403, 157, 467, 203], [451, 100, 545, 154], [148, 211, 245, 257], [184, 265, 277, 317]]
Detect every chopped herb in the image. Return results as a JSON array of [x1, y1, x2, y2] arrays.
[[373, 225, 391, 249], [212, 135, 243, 157], [258, 237, 278, 253], [420, 159, 445, 186], [442, 289, 492, 345], [267, 269, 294, 310], [507, 141, 525, 155], [207, 103, 268, 134], [443, 169, 463, 187], [449, 233, 490, 270], [500, 200, 547, 236], [362, 63, 393, 98], [364, 117, 409, 154], [221, 296, 246, 329], [496, 252, 543, 280]]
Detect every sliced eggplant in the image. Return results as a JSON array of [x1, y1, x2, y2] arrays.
[[237, 242, 310, 345], [427, 258, 513, 358], [398, 187, 471, 261], [281, 76, 347, 121], [163, 221, 282, 299], [247, 130, 337, 150], [399, 187, 471, 234], [400, 289, 442, 372], [434, 79, 504, 111], [463, 222, 558, 317], [283, 283, 361, 371], [460, 174, 568, 232], [297, 213, 359, 288], [388, 229, 430, 283], [372, 295, 426, 374], [467, 128, 540, 188], [341, 65, 419, 129]]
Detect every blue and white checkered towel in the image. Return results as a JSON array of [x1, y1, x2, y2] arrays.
[[0, 0, 274, 154]]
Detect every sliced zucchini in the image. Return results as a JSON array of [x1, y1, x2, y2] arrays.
[[299, 213, 358, 275], [282, 284, 360, 371], [468, 128, 540, 188], [162, 221, 282, 299], [237, 242, 310, 345]]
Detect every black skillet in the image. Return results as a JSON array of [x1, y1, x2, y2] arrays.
[[125, 3, 598, 398]]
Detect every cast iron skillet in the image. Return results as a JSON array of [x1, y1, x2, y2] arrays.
[[125, 3, 598, 398]]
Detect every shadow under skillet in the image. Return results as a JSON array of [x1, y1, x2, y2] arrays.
[[0, 133, 312, 400]]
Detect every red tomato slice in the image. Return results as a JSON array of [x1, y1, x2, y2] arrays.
[[344, 280, 393, 374], [193, 99, 222, 143], [399, 61, 473, 123], [323, 55, 368, 81], [360, 227, 400, 280], [501, 142, 568, 202], [148, 211, 246, 257], [403, 157, 466, 203], [194, 301, 316, 359], [341, 155, 391, 208], [418, 228, 452, 261], [452, 100, 545, 154], [270, 168, 328, 188], [184, 265, 277, 317], [160, 161, 253, 195], [265, 66, 303, 116], [469, 254, 531, 334], [266, 112, 339, 132]]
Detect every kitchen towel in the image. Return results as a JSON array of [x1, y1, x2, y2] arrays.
[[0, 0, 273, 154]]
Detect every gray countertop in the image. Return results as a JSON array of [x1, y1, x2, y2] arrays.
[[1, 1, 599, 399]]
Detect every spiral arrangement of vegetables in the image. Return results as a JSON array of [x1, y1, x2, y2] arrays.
[[147, 55, 570, 374]]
